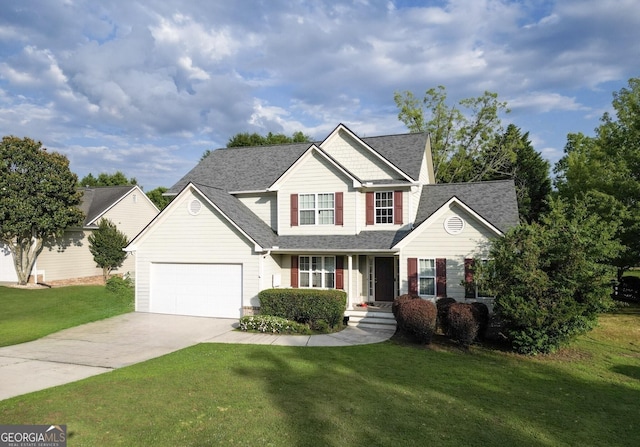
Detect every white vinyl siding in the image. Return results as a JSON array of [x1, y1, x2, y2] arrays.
[[399, 205, 495, 300], [320, 129, 400, 181], [236, 192, 277, 230], [278, 151, 353, 235], [134, 189, 260, 312]]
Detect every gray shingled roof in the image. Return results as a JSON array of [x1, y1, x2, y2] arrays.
[[169, 130, 429, 194], [415, 180, 520, 233], [276, 231, 409, 251], [193, 183, 278, 249], [79, 186, 136, 227]]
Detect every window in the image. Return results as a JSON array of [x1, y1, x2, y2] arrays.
[[299, 193, 334, 225], [299, 256, 335, 288], [375, 191, 393, 224], [418, 258, 436, 296]]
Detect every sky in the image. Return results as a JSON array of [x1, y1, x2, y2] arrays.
[[0, 0, 639, 191]]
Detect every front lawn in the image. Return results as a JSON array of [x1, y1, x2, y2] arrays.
[[1, 306, 638, 446], [0, 285, 133, 347]]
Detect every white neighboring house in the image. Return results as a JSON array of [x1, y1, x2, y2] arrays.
[[1, 185, 159, 284], [126, 124, 519, 319]]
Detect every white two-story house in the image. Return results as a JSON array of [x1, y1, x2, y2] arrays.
[[126, 124, 518, 318]]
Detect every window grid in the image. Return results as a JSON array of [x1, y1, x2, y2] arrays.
[[299, 256, 336, 289], [375, 191, 393, 224], [299, 193, 335, 225]]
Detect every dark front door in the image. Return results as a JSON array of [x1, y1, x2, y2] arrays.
[[375, 257, 395, 302]]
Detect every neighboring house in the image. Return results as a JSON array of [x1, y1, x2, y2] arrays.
[[29, 185, 159, 284], [126, 124, 518, 318]]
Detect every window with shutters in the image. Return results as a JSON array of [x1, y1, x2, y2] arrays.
[[299, 193, 334, 225], [299, 256, 335, 288], [375, 191, 393, 224], [418, 258, 436, 296]]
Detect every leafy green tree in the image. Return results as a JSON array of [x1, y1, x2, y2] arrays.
[[88, 219, 129, 283], [79, 171, 137, 187], [555, 78, 640, 278], [201, 131, 313, 161], [146, 186, 172, 210], [491, 125, 551, 222], [0, 136, 84, 285], [485, 197, 620, 354], [394, 86, 511, 182]]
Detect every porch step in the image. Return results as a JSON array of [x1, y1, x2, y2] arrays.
[[345, 309, 397, 329]]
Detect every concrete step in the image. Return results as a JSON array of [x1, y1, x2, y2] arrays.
[[345, 310, 397, 329]]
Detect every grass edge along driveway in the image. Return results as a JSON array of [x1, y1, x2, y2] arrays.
[[1, 306, 638, 447], [0, 285, 133, 347]]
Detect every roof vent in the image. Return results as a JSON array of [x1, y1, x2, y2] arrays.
[[444, 216, 465, 235], [188, 199, 202, 216]]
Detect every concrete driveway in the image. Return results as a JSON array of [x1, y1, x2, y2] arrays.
[[0, 313, 237, 401], [0, 312, 395, 401]]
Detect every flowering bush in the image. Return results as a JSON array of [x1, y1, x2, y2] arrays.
[[238, 315, 311, 334]]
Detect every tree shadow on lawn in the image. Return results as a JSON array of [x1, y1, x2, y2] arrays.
[[233, 342, 640, 447]]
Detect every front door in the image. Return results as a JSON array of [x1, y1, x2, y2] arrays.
[[374, 257, 395, 302]]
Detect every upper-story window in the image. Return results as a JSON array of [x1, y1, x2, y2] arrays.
[[375, 191, 394, 224], [366, 190, 402, 226], [299, 193, 335, 225]]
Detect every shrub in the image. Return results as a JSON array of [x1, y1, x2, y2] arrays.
[[106, 275, 133, 298], [399, 299, 437, 344], [392, 294, 418, 318], [392, 294, 419, 333], [435, 297, 456, 335], [239, 315, 311, 334], [470, 302, 489, 339], [258, 288, 346, 328], [448, 303, 479, 348]]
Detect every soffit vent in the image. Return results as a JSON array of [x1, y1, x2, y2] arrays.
[[188, 199, 202, 216], [444, 216, 465, 235]]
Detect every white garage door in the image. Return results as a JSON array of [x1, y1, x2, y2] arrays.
[[150, 263, 242, 318]]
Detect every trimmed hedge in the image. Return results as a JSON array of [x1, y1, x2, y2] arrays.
[[470, 302, 490, 340], [393, 295, 437, 344], [436, 297, 456, 335], [448, 303, 479, 348], [258, 288, 347, 327]]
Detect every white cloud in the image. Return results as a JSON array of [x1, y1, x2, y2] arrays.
[[0, 0, 638, 189]]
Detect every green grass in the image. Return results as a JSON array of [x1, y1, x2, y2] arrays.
[[0, 285, 133, 346], [1, 306, 638, 446]]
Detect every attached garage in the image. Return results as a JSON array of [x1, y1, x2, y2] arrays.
[[149, 263, 242, 318]]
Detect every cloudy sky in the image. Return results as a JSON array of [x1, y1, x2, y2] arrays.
[[1, 0, 638, 190]]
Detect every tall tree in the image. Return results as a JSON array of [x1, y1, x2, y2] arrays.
[[555, 78, 640, 278], [490, 125, 551, 222], [88, 218, 129, 283], [79, 171, 137, 187], [394, 86, 511, 182], [0, 136, 84, 284]]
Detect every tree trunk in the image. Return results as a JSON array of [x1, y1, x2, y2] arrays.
[[10, 234, 43, 285]]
